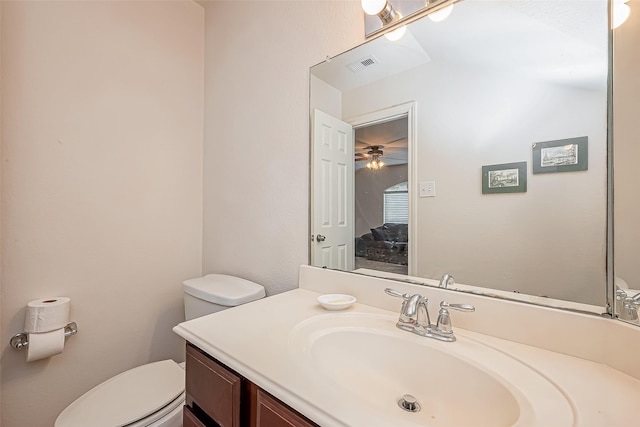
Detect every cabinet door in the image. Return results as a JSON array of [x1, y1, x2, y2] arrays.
[[186, 344, 242, 427], [252, 385, 319, 427]]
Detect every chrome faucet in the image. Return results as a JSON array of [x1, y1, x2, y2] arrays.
[[440, 274, 454, 289], [385, 288, 475, 342], [616, 287, 640, 323]]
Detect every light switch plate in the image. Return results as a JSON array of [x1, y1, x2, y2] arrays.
[[419, 181, 436, 197]]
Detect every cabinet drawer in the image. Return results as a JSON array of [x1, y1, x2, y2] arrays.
[[186, 344, 242, 427], [253, 386, 319, 427], [183, 405, 207, 427]]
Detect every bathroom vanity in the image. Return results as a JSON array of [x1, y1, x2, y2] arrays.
[[183, 343, 317, 427], [174, 266, 640, 427], [175, 1, 640, 424]]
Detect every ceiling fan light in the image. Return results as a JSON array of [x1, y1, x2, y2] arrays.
[[361, 145, 387, 171]]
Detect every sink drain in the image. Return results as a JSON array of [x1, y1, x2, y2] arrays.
[[398, 394, 421, 412]]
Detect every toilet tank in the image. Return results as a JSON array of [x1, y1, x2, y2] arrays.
[[182, 274, 266, 320]]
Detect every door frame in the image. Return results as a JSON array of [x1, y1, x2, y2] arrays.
[[346, 102, 418, 276]]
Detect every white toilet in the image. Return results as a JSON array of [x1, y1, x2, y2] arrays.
[[55, 274, 266, 427]]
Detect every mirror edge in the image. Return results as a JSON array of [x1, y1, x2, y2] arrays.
[[607, 0, 615, 319]]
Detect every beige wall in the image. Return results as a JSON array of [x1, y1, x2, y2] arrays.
[[202, 1, 363, 294], [0, 2, 204, 425], [614, 0, 640, 291]]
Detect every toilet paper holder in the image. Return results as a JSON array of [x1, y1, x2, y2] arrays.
[[9, 322, 78, 350]]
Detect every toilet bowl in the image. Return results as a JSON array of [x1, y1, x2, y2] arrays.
[[55, 274, 265, 427]]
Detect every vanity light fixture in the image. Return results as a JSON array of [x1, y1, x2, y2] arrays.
[[363, 0, 459, 38], [385, 21, 407, 41], [613, 0, 631, 29], [428, 4, 454, 22], [366, 146, 386, 170], [362, 0, 398, 24], [427, 0, 454, 22], [362, 0, 407, 40]]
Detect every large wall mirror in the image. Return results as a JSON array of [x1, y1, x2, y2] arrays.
[[309, 0, 622, 316]]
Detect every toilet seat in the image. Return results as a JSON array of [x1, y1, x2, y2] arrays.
[[55, 360, 185, 427]]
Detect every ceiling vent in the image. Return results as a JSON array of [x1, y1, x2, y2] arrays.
[[346, 55, 381, 72]]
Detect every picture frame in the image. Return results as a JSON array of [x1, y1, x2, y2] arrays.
[[532, 136, 588, 174], [482, 161, 527, 194]]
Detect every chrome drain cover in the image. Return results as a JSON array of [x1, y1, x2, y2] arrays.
[[398, 394, 421, 412]]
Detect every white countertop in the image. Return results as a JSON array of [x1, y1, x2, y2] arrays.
[[174, 288, 640, 427]]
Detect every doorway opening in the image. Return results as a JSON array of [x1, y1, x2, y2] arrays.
[[353, 116, 410, 275]]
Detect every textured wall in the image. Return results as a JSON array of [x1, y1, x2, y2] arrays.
[[202, 1, 363, 294], [0, 2, 204, 425]]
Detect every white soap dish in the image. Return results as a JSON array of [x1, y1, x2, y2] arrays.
[[317, 294, 356, 311]]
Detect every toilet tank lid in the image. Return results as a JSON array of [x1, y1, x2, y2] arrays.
[[183, 274, 266, 306]]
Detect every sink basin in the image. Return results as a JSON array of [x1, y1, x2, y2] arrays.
[[288, 312, 574, 427]]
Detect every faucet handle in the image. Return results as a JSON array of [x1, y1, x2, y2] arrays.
[[384, 288, 411, 300], [435, 301, 475, 336], [440, 301, 475, 312]]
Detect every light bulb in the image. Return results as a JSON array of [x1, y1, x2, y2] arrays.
[[613, 2, 631, 29], [385, 24, 407, 41], [361, 0, 387, 16], [428, 4, 454, 22]]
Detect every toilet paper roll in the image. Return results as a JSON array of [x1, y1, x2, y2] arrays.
[[24, 297, 71, 333], [26, 329, 65, 362]]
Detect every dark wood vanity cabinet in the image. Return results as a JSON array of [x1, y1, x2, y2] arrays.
[[185, 343, 242, 426], [183, 405, 208, 427], [185, 343, 318, 427]]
